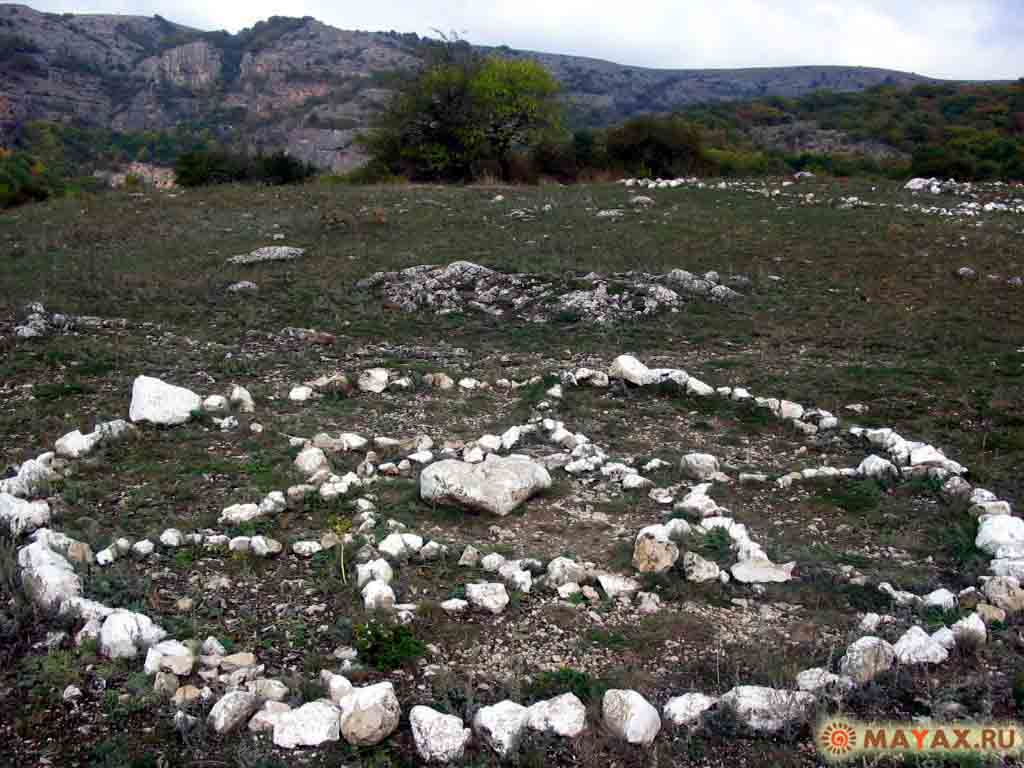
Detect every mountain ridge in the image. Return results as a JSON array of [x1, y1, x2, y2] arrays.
[[0, 3, 958, 170]]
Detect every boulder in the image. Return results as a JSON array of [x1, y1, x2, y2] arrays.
[[839, 636, 895, 684], [982, 576, 1024, 613], [128, 376, 200, 426], [420, 455, 552, 516], [473, 700, 529, 757], [320, 670, 355, 705], [730, 559, 795, 584], [525, 693, 587, 738], [683, 552, 721, 583], [951, 613, 987, 646], [680, 453, 720, 481], [597, 573, 641, 600], [547, 557, 587, 587], [98, 610, 166, 659], [719, 686, 816, 734], [976, 516, 1024, 557], [357, 559, 394, 587], [603, 689, 661, 745], [795, 669, 854, 696], [633, 525, 679, 574], [858, 455, 898, 480], [358, 369, 389, 394], [410, 706, 472, 763], [294, 446, 329, 476], [893, 626, 949, 665], [362, 581, 396, 612], [663, 693, 718, 727], [273, 700, 342, 748], [1, 494, 51, 537], [208, 691, 260, 734], [339, 682, 401, 746], [249, 702, 291, 733], [54, 429, 102, 459], [608, 355, 656, 386], [466, 583, 510, 614]]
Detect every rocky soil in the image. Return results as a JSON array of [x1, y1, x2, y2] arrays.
[[1, 177, 1022, 766]]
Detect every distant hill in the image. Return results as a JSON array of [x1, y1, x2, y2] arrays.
[[0, 4, 947, 170], [678, 82, 1024, 179]]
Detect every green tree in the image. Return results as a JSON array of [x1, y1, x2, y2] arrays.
[[606, 115, 713, 177], [362, 42, 562, 182], [469, 57, 561, 179]]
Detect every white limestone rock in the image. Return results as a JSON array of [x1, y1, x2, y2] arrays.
[[602, 689, 661, 745], [608, 355, 656, 386], [17, 541, 81, 610], [951, 613, 987, 646], [839, 636, 896, 684], [976, 516, 1024, 556], [720, 686, 816, 734], [208, 691, 260, 734], [923, 588, 957, 612], [526, 693, 587, 738], [358, 369, 389, 394], [663, 693, 718, 727], [796, 669, 854, 696], [159, 528, 184, 548], [99, 610, 166, 659], [294, 446, 329, 476], [410, 706, 472, 763], [683, 552, 721, 583], [473, 700, 529, 757], [273, 700, 341, 749], [248, 701, 291, 733], [219, 503, 261, 525], [466, 583, 510, 614], [547, 557, 587, 587], [680, 453, 720, 481], [893, 626, 949, 665], [55, 429, 102, 459], [339, 682, 401, 746], [858, 455, 898, 480], [730, 559, 795, 584], [632, 525, 679, 574], [0, 494, 51, 537], [250, 536, 282, 557], [362, 581, 396, 612], [357, 559, 394, 588], [420, 455, 552, 516], [597, 573, 641, 600], [229, 385, 255, 413], [129, 376, 201, 426]]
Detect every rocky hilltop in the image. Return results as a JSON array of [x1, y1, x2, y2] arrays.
[[0, 3, 938, 170]]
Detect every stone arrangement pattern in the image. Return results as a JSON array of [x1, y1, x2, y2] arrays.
[[6, 348, 1020, 761]]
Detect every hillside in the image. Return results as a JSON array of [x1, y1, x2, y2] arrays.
[[681, 82, 1024, 179], [0, 4, 941, 170]]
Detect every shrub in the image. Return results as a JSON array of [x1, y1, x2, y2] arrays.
[[353, 620, 426, 671], [606, 115, 715, 177], [174, 149, 314, 187]]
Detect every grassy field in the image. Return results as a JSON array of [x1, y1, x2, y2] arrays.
[[1, 178, 1023, 767]]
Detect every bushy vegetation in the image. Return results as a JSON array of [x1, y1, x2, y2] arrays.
[[352, 620, 426, 671], [361, 38, 562, 182], [173, 149, 315, 187], [682, 80, 1024, 180], [0, 149, 64, 207]]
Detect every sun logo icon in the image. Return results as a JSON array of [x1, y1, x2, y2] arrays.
[[821, 721, 857, 757]]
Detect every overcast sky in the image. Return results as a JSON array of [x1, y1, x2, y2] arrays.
[[27, 0, 1024, 80]]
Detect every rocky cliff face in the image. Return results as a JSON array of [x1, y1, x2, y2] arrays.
[[0, 3, 941, 170]]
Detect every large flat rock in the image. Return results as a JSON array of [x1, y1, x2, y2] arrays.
[[420, 455, 552, 516]]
